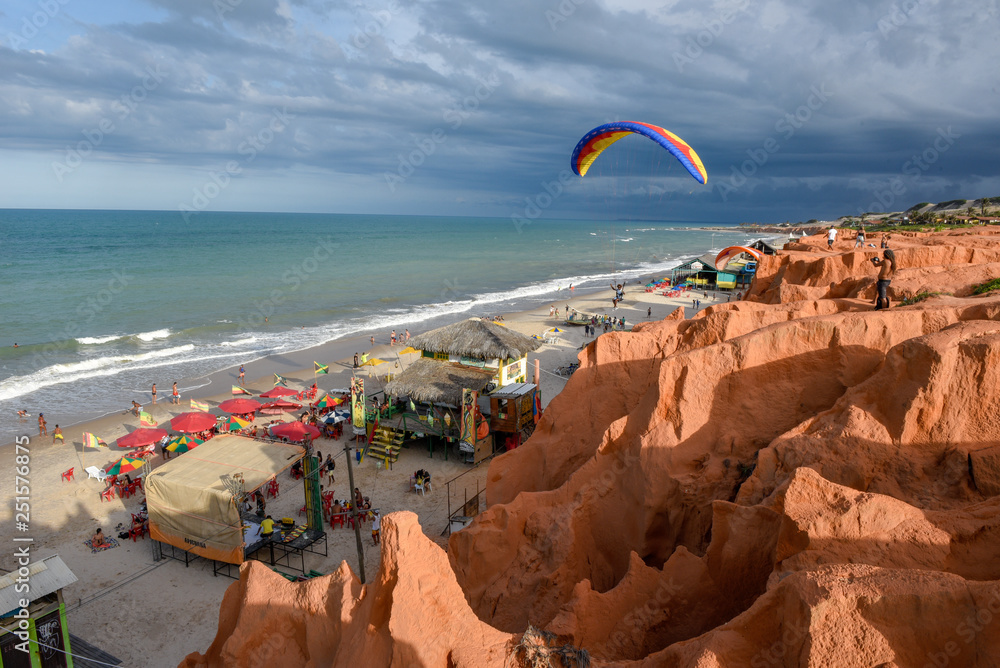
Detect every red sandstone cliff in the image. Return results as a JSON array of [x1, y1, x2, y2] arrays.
[[184, 227, 1000, 667]]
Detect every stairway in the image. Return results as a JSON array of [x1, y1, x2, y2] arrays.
[[367, 426, 404, 464]]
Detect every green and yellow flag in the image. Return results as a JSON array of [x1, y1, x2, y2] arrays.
[[191, 399, 210, 412], [139, 411, 157, 427], [274, 373, 288, 387], [314, 362, 329, 375], [82, 432, 108, 449]]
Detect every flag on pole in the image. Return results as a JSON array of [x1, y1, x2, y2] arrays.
[[191, 399, 210, 412], [82, 432, 108, 449], [274, 373, 288, 387], [139, 411, 157, 427], [232, 385, 252, 395], [314, 362, 329, 375]]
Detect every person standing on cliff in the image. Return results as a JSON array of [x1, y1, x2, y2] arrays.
[[827, 226, 838, 249], [872, 249, 896, 310]]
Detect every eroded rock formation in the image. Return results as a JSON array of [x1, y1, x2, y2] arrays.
[[185, 227, 1000, 667]]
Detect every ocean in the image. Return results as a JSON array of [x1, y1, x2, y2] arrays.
[[0, 209, 763, 442]]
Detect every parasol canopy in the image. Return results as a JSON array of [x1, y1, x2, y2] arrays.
[[165, 434, 204, 453], [116, 428, 168, 449], [218, 398, 262, 414], [361, 357, 386, 366], [259, 386, 300, 398], [312, 394, 345, 409], [269, 421, 321, 442], [221, 415, 250, 431], [170, 411, 217, 433], [260, 399, 301, 415], [105, 456, 145, 476]]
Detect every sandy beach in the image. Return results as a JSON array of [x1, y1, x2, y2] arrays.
[[0, 277, 725, 667]]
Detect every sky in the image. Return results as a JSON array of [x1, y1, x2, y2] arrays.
[[0, 0, 998, 223]]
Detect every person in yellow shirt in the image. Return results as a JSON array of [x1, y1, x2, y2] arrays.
[[260, 515, 275, 538]]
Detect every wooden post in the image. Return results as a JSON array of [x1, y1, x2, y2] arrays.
[[344, 439, 367, 584]]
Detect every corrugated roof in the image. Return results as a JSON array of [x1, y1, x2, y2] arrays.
[[490, 382, 537, 399], [0, 555, 77, 615]]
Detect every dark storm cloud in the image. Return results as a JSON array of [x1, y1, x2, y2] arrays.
[[0, 0, 997, 220]]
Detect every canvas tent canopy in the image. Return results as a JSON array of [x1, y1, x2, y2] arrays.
[[145, 435, 304, 564]]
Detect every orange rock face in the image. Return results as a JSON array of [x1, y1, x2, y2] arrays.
[[186, 227, 1000, 667]]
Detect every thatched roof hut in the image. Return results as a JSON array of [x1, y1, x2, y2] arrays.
[[384, 358, 495, 406], [409, 318, 541, 360]]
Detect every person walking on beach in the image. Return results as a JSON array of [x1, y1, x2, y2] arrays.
[[390, 330, 396, 346], [172, 382, 180, 405], [239, 364, 246, 386], [827, 226, 838, 249], [647, 307, 652, 319], [405, 329, 410, 343], [151, 383, 157, 404], [38, 413, 47, 436], [871, 249, 897, 310]]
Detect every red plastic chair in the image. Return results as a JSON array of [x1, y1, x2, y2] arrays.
[[131, 513, 144, 525], [298, 505, 307, 516], [129, 522, 147, 541], [61, 468, 75, 482], [133, 477, 143, 492], [118, 483, 132, 500], [267, 479, 279, 498], [100, 488, 116, 503], [331, 513, 344, 529]]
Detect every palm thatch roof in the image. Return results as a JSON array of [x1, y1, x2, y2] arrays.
[[409, 318, 541, 360], [384, 358, 495, 406]]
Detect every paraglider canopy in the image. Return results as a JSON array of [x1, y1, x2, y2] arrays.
[[714, 246, 763, 272], [571, 121, 708, 184]]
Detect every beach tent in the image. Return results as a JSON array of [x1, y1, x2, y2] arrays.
[[145, 435, 304, 564]]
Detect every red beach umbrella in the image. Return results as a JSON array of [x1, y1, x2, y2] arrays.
[[269, 421, 320, 442], [170, 411, 217, 433], [259, 387, 300, 398], [116, 428, 168, 449], [260, 399, 301, 415], [218, 398, 262, 414]]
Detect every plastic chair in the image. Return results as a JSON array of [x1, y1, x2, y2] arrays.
[[129, 523, 147, 541], [61, 468, 75, 482], [414, 480, 425, 496], [85, 466, 107, 481], [118, 483, 132, 500], [330, 512, 344, 529], [298, 505, 307, 516], [133, 477, 143, 492], [100, 488, 116, 503], [267, 479, 279, 499]]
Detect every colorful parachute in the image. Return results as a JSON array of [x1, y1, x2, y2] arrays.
[[714, 246, 763, 272], [571, 121, 708, 184]]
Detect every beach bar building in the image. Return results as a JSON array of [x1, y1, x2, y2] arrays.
[[382, 318, 541, 462], [0, 555, 121, 668], [670, 253, 738, 290], [146, 435, 320, 576]]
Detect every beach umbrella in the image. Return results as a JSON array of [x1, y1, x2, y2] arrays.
[[232, 385, 253, 395], [221, 415, 250, 431], [105, 456, 145, 476], [312, 394, 345, 409], [362, 357, 386, 367], [165, 435, 204, 453], [546, 327, 564, 334], [170, 411, 217, 433], [260, 399, 301, 415], [259, 386, 299, 399], [269, 421, 321, 442], [218, 398, 262, 414], [116, 428, 168, 449]]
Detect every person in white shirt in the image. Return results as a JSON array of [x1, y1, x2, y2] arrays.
[[827, 227, 838, 249]]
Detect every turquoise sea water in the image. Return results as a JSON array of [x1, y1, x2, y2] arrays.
[[0, 209, 760, 441]]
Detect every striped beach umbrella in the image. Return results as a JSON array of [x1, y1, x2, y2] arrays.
[[165, 435, 204, 453], [105, 456, 145, 476]]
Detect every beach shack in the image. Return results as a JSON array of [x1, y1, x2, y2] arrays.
[[0, 555, 121, 668], [670, 253, 738, 290], [384, 318, 541, 462], [145, 435, 317, 576]]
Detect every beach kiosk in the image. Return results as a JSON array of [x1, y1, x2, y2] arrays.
[[145, 435, 323, 577], [382, 318, 541, 461], [0, 555, 121, 668]]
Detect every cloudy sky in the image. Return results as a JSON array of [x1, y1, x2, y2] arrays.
[[0, 0, 997, 223]]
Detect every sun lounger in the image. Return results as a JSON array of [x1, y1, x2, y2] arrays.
[[85, 466, 108, 482]]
